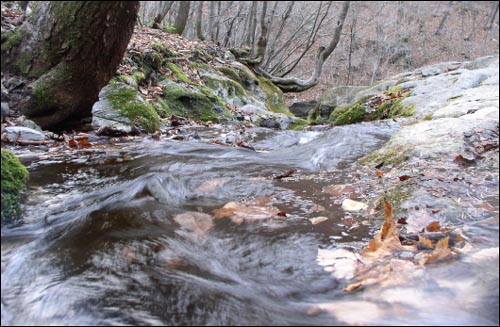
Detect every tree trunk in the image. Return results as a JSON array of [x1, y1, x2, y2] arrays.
[[256, 1, 350, 93], [485, 1, 499, 30], [195, 1, 205, 40], [174, 1, 191, 35], [435, 1, 452, 36], [1, 1, 139, 130]]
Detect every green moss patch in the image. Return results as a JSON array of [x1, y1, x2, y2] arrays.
[[330, 89, 414, 126], [106, 83, 159, 132], [286, 118, 309, 131], [1, 149, 29, 225], [359, 144, 414, 167], [161, 83, 230, 121], [256, 76, 289, 115], [165, 62, 190, 84]]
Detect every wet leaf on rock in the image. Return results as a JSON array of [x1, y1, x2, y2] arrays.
[[419, 236, 451, 265], [453, 154, 476, 166], [273, 169, 297, 180], [398, 175, 411, 181], [426, 220, 441, 232], [342, 199, 368, 211]]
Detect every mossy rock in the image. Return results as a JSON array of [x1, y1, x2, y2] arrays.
[[160, 82, 231, 121], [286, 118, 309, 131], [358, 144, 414, 167], [332, 103, 366, 126], [165, 62, 190, 84], [94, 82, 159, 133], [256, 76, 289, 115], [1, 148, 29, 225]]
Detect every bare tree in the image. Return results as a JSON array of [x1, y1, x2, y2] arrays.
[[485, 1, 499, 30], [435, 1, 452, 36], [174, 1, 191, 35], [255, 1, 350, 92], [152, 1, 174, 29], [195, 1, 205, 40]]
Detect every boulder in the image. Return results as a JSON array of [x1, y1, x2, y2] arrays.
[[289, 100, 317, 118], [92, 82, 159, 134], [4, 126, 45, 142]]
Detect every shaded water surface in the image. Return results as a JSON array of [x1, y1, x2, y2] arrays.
[[2, 122, 498, 325]]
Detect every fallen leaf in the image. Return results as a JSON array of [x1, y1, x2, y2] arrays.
[[419, 236, 451, 264], [453, 154, 476, 165], [309, 216, 328, 225], [398, 175, 411, 181], [342, 199, 368, 211], [426, 221, 441, 232], [78, 138, 92, 148], [273, 168, 297, 180], [418, 235, 434, 249], [173, 212, 213, 235], [344, 281, 364, 292], [323, 184, 354, 197], [213, 199, 279, 224], [68, 139, 77, 148], [197, 178, 228, 192]]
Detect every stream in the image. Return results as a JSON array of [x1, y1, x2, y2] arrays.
[[2, 121, 498, 325]]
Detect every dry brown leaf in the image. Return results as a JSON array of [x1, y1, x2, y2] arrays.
[[363, 199, 404, 254], [426, 220, 441, 232], [344, 281, 364, 292], [418, 235, 434, 249], [419, 236, 452, 265]]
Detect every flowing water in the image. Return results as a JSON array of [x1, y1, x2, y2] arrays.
[[2, 121, 498, 325]]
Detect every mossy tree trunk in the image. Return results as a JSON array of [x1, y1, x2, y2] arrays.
[[1, 1, 139, 130]]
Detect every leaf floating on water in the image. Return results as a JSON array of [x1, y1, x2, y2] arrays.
[[344, 281, 364, 292], [309, 216, 328, 225], [213, 198, 280, 224], [273, 168, 297, 180], [173, 212, 214, 235], [323, 184, 354, 197], [419, 236, 452, 265], [342, 199, 368, 211], [196, 178, 228, 192], [426, 220, 441, 232]]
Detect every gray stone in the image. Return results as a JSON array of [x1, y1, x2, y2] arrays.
[[4, 126, 46, 142], [20, 119, 43, 131], [289, 101, 316, 118], [260, 118, 281, 129], [1, 102, 9, 118], [92, 82, 147, 133]]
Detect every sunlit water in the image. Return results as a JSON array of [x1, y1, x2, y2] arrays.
[[2, 122, 498, 325]]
